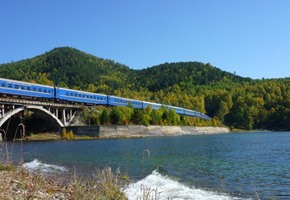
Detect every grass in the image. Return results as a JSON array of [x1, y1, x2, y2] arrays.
[[0, 161, 130, 199], [27, 132, 62, 140], [0, 123, 164, 199], [0, 124, 131, 199], [70, 167, 128, 200]]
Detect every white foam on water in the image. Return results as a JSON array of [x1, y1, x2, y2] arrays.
[[23, 159, 67, 173], [125, 170, 249, 200]]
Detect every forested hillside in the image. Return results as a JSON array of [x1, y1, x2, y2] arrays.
[[0, 47, 289, 130]]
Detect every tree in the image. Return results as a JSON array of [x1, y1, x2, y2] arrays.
[[100, 109, 110, 125], [131, 109, 144, 125], [109, 107, 124, 125]]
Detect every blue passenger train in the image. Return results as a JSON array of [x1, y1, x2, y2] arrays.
[[0, 78, 211, 120]]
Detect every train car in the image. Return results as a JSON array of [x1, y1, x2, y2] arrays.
[[108, 95, 143, 108], [184, 108, 197, 117], [184, 108, 211, 120], [0, 78, 55, 99], [201, 113, 211, 121], [166, 105, 185, 115], [142, 101, 163, 110], [56, 87, 108, 105]]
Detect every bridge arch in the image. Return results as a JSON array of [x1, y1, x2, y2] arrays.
[[0, 105, 64, 130]]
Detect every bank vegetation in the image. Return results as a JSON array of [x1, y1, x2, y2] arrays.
[[1, 47, 289, 131]]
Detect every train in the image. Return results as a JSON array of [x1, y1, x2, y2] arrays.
[[0, 78, 211, 120]]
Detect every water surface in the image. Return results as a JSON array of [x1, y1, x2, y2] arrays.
[[3, 132, 290, 199]]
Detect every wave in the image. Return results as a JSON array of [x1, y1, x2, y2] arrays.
[[125, 170, 249, 200], [23, 159, 68, 173]]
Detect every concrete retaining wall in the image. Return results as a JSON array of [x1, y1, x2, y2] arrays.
[[66, 125, 229, 138], [66, 126, 100, 137], [98, 125, 229, 138]]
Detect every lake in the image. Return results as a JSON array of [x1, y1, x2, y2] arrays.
[[2, 131, 290, 199]]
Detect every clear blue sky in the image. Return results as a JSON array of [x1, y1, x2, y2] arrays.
[[1, 0, 289, 79]]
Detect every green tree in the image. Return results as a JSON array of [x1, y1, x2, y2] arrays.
[[131, 109, 144, 125], [110, 107, 123, 125], [100, 109, 110, 125]]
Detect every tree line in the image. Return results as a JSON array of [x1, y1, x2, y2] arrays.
[[80, 105, 214, 127], [0, 47, 289, 130]]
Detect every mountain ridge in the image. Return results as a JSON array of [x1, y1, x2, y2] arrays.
[[0, 47, 289, 130], [0, 47, 254, 90]]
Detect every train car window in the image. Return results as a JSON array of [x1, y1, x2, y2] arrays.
[[8, 84, 12, 88], [33, 87, 36, 91], [38, 88, 42, 92], [66, 92, 69, 96], [21, 86, 25, 90], [1, 83, 5, 87], [15, 85, 19, 89], [79, 94, 81, 97], [70, 93, 73, 96], [44, 89, 47, 93], [27, 87, 31, 91], [75, 93, 77, 97]]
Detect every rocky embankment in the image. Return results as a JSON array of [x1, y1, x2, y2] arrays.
[[98, 125, 229, 138]]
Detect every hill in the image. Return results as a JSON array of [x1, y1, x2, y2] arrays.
[[137, 62, 250, 91], [0, 47, 289, 130], [0, 47, 135, 92]]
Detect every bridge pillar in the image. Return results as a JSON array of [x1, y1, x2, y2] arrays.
[[0, 105, 4, 118], [62, 109, 66, 127]]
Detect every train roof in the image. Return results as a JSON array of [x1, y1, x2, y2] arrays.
[[167, 105, 184, 109], [57, 87, 107, 96], [108, 95, 143, 102], [143, 101, 163, 106], [0, 77, 54, 88]]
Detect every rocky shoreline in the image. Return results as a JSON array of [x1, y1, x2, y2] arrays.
[[0, 165, 128, 200], [0, 167, 70, 200]]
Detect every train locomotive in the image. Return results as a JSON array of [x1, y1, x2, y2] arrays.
[[0, 78, 211, 120]]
